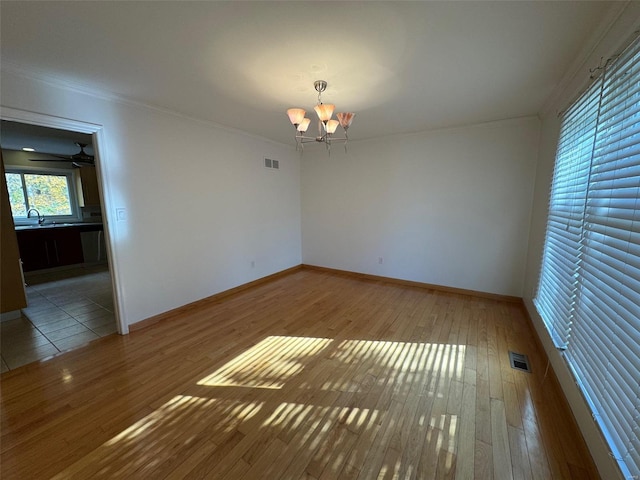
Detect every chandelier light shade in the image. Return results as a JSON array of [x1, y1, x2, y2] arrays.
[[324, 119, 339, 134], [297, 118, 311, 132], [314, 103, 335, 123], [287, 108, 306, 127], [286, 80, 355, 153], [336, 112, 354, 130]]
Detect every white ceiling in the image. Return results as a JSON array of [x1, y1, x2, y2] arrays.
[[0, 121, 93, 156], [0, 1, 616, 146]]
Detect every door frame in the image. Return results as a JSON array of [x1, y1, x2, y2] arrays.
[[1, 106, 128, 335]]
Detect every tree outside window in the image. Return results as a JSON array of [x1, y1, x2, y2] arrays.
[[5, 170, 76, 219]]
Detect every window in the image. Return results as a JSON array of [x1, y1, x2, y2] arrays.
[[535, 35, 640, 479], [5, 167, 80, 222]]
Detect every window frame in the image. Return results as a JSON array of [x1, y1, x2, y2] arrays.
[[5, 165, 82, 225]]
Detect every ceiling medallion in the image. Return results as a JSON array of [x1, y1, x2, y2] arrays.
[[286, 80, 355, 154]]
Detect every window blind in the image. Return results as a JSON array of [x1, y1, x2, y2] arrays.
[[534, 80, 601, 348], [535, 34, 640, 479]]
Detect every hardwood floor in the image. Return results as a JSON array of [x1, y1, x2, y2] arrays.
[[0, 268, 599, 479]]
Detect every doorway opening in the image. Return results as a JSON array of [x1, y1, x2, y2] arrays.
[[0, 111, 125, 371]]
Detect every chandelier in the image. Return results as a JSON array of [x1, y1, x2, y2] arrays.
[[286, 80, 355, 152]]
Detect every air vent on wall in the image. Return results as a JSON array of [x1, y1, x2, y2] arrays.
[[264, 158, 279, 170], [509, 351, 531, 373]]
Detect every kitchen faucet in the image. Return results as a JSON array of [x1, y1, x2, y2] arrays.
[[27, 208, 45, 225]]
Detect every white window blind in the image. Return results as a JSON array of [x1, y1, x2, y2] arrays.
[[535, 80, 601, 348], [535, 34, 640, 479]]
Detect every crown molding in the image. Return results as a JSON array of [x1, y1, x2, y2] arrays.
[[1, 62, 291, 149], [540, 2, 634, 118]]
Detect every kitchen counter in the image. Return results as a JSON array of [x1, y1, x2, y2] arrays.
[[15, 222, 103, 231], [15, 222, 104, 272]]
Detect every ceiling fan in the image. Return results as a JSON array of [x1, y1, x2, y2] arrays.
[[29, 142, 95, 167]]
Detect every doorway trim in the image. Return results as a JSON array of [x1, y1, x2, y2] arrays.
[[1, 106, 128, 335]]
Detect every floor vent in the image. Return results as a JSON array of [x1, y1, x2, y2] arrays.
[[509, 351, 531, 373]]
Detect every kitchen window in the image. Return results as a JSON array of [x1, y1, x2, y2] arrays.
[[5, 167, 81, 223]]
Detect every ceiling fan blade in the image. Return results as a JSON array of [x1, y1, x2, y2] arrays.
[[71, 155, 95, 162], [29, 158, 74, 162], [49, 153, 76, 160], [29, 157, 94, 166], [27, 143, 94, 164]]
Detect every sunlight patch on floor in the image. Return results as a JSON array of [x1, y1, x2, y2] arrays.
[[198, 335, 332, 389], [56, 336, 466, 478], [197, 336, 466, 394]]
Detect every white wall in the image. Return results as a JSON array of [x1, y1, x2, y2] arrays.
[[1, 69, 302, 327], [302, 116, 540, 297], [522, 5, 640, 480]]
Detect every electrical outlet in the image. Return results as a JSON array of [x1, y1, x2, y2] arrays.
[[378, 257, 384, 264], [251, 260, 255, 268]]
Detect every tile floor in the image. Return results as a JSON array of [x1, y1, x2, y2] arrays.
[[1, 265, 116, 372]]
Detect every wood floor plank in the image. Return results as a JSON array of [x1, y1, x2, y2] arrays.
[[0, 269, 600, 479], [455, 381, 476, 479], [508, 425, 534, 480], [491, 398, 514, 480], [475, 341, 492, 446], [474, 439, 494, 480]]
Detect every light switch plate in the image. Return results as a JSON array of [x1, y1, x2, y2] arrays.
[[116, 208, 127, 222]]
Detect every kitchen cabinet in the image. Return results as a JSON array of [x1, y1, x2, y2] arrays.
[[16, 227, 84, 272], [1, 152, 27, 312], [79, 167, 100, 207]]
